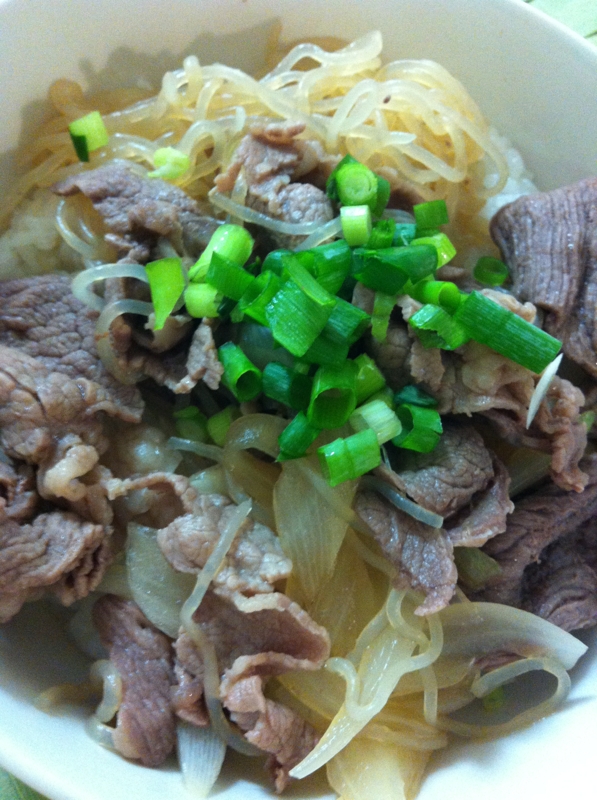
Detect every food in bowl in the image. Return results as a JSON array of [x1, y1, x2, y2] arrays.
[[0, 26, 595, 800]]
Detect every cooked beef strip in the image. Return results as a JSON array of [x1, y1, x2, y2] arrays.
[[93, 595, 176, 767], [0, 461, 37, 523], [0, 275, 143, 421], [490, 177, 597, 378], [354, 490, 457, 615], [157, 493, 292, 599], [172, 589, 329, 787], [475, 454, 597, 615], [215, 121, 334, 248], [0, 511, 110, 622], [53, 162, 221, 262]]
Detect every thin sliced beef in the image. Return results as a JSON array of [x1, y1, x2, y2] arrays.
[[53, 161, 220, 262], [93, 595, 176, 767], [215, 121, 334, 247], [0, 275, 143, 421], [0, 511, 110, 622], [354, 490, 457, 615], [104, 471, 199, 529], [476, 455, 597, 622], [490, 178, 597, 378], [157, 493, 292, 599], [172, 590, 329, 786], [368, 321, 411, 390], [0, 461, 37, 523]]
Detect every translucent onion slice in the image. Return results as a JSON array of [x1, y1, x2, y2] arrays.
[[177, 722, 227, 798], [360, 476, 444, 528], [168, 436, 224, 463], [189, 464, 228, 495], [526, 353, 563, 428], [71, 262, 150, 312], [126, 522, 196, 639], [89, 659, 123, 723]]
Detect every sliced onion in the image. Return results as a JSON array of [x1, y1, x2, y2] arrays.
[[177, 722, 227, 798], [526, 353, 563, 428], [71, 262, 149, 312], [189, 464, 228, 495], [360, 476, 444, 528], [89, 659, 123, 723], [168, 436, 224, 463]]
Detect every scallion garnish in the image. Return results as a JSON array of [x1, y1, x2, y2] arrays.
[[323, 297, 371, 345], [147, 147, 190, 180], [349, 398, 402, 444], [371, 291, 397, 343], [206, 405, 241, 446], [277, 412, 321, 461], [454, 547, 502, 591], [413, 199, 449, 229], [299, 331, 350, 366], [184, 282, 220, 318], [335, 161, 378, 209], [296, 239, 353, 294], [265, 279, 334, 357], [262, 363, 313, 410], [372, 176, 391, 217], [454, 291, 562, 373], [394, 385, 438, 408], [473, 256, 509, 286], [411, 232, 456, 267], [409, 304, 470, 350], [173, 406, 208, 441], [408, 279, 461, 313], [367, 218, 396, 250], [392, 403, 443, 452], [262, 249, 293, 276], [353, 244, 437, 294], [237, 270, 281, 326], [341, 205, 372, 246], [354, 353, 387, 404], [144, 257, 185, 330], [205, 251, 255, 301], [68, 111, 109, 162], [218, 342, 262, 402], [307, 361, 358, 429], [189, 224, 254, 282], [317, 428, 381, 486], [392, 223, 418, 246]]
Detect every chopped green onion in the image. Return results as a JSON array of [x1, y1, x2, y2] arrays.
[[394, 385, 437, 408], [411, 232, 456, 267], [262, 249, 293, 276], [367, 218, 396, 249], [392, 223, 417, 246], [482, 686, 506, 714], [323, 297, 370, 345], [277, 412, 321, 461], [454, 547, 502, 591], [341, 205, 372, 246], [307, 361, 358, 429], [354, 353, 387, 404], [393, 403, 443, 452], [205, 251, 255, 301], [296, 240, 352, 294], [237, 270, 282, 326], [317, 428, 381, 486], [453, 291, 562, 373], [580, 410, 596, 433], [352, 244, 437, 294], [283, 258, 337, 309], [184, 282, 221, 318], [409, 304, 470, 350], [218, 342, 262, 402], [262, 363, 313, 410], [68, 111, 109, 162], [299, 331, 350, 366], [369, 386, 395, 408], [173, 406, 208, 442], [372, 176, 391, 217], [413, 199, 449, 228], [474, 256, 509, 286], [147, 147, 190, 180], [335, 161, 378, 208], [266, 279, 334, 357], [349, 398, 402, 444], [326, 154, 360, 203], [371, 291, 397, 342], [207, 405, 240, 446], [144, 257, 185, 330], [408, 279, 461, 313], [189, 224, 254, 282]]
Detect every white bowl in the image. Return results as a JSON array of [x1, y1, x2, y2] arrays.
[[1, 1, 597, 799]]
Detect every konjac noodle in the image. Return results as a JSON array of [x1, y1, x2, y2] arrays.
[[0, 30, 595, 800]]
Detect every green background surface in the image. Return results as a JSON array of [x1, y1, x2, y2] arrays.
[[1, 1, 596, 798]]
